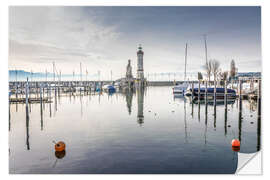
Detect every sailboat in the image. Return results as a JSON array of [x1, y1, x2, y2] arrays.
[[173, 43, 189, 94]]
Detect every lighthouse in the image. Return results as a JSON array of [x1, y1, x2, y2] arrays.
[[137, 44, 144, 81]]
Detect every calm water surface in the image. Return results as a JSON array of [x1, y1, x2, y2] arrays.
[[9, 86, 260, 174]]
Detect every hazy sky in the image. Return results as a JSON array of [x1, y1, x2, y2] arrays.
[[9, 6, 261, 80]]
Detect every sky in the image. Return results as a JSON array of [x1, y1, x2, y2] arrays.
[[9, 6, 261, 80]]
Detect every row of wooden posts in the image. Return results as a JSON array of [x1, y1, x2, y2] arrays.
[[189, 79, 261, 117], [12, 78, 262, 118]]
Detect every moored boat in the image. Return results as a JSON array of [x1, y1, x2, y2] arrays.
[[173, 82, 189, 94], [190, 87, 236, 99], [103, 84, 116, 93]]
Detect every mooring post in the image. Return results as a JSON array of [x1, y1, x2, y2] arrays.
[[36, 82, 38, 98], [224, 80, 227, 106], [257, 79, 261, 151], [40, 83, 43, 130], [192, 81, 194, 100], [40, 83, 43, 103], [198, 80, 201, 103], [239, 79, 242, 111], [15, 82, 18, 100], [205, 80, 208, 101], [58, 82, 60, 96], [205, 80, 208, 117], [49, 82, 51, 100], [43, 83, 45, 98], [214, 79, 217, 106], [25, 78, 29, 109], [257, 79, 261, 118]]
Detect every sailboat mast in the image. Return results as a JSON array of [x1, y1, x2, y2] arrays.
[[204, 34, 208, 65], [184, 43, 188, 81]]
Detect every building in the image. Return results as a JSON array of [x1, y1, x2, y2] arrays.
[[234, 72, 261, 80], [116, 59, 135, 88], [137, 44, 144, 81]]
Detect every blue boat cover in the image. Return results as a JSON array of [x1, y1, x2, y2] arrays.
[[193, 88, 236, 94]]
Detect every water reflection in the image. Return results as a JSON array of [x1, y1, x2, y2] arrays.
[[9, 102, 11, 131], [238, 98, 242, 142], [9, 87, 261, 174], [224, 103, 228, 136], [40, 98, 43, 131], [25, 101, 30, 150], [137, 87, 145, 126], [184, 98, 188, 143], [125, 89, 134, 115]]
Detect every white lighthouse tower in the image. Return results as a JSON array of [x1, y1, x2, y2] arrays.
[[137, 44, 144, 81]]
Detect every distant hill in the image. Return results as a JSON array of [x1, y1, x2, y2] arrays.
[[9, 70, 55, 81], [8, 70, 81, 81]]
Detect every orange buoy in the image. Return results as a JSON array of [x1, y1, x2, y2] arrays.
[[231, 139, 240, 147], [55, 141, 66, 152]]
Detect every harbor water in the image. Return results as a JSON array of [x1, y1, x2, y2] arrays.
[[9, 86, 260, 174]]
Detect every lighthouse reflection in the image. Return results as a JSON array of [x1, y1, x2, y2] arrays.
[[125, 89, 134, 115], [136, 86, 145, 125]]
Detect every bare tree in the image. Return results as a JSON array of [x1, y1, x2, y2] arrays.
[[219, 71, 228, 81], [198, 72, 203, 80], [211, 59, 220, 82], [230, 59, 237, 80], [218, 71, 228, 86], [204, 61, 212, 81]]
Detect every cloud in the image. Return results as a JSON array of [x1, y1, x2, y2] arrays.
[[9, 6, 261, 79]]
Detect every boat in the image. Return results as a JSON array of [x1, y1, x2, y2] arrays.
[[102, 84, 116, 93], [184, 83, 206, 96], [113, 82, 121, 90], [173, 82, 189, 94], [173, 43, 189, 94], [190, 87, 237, 100]]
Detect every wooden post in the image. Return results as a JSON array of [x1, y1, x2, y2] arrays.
[[224, 80, 227, 106], [25, 79, 30, 150], [198, 80, 201, 103], [214, 79, 217, 119], [257, 79, 261, 151], [40, 83, 43, 130], [25, 78, 29, 108], [49, 82, 51, 100], [40, 83, 43, 102], [257, 79, 261, 118], [205, 80, 208, 103], [15, 82, 18, 100], [214, 79, 217, 106], [239, 79, 242, 111], [192, 81, 194, 100]]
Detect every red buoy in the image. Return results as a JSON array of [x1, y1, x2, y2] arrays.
[[231, 139, 240, 147]]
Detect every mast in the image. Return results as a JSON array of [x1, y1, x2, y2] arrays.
[[45, 69, 47, 82], [204, 34, 208, 65], [15, 69, 18, 82], [184, 43, 188, 81], [80, 62, 82, 82], [53, 62, 55, 82], [111, 70, 113, 81]]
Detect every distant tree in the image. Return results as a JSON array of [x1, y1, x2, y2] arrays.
[[211, 59, 221, 82], [230, 59, 237, 80], [219, 71, 228, 81], [204, 61, 212, 81], [218, 71, 228, 86], [198, 72, 203, 80]]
